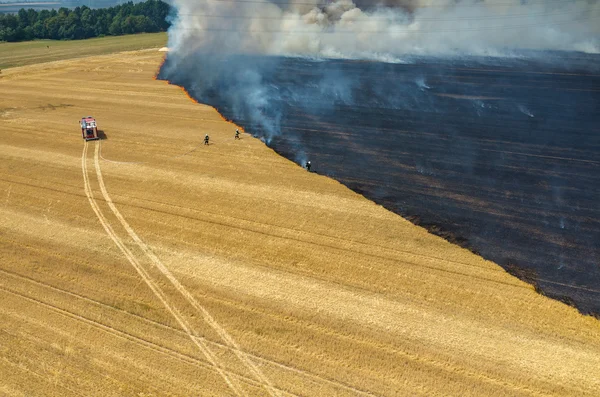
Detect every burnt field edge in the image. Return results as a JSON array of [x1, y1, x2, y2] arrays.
[[156, 84, 597, 320], [262, 141, 600, 320], [156, 53, 600, 319]]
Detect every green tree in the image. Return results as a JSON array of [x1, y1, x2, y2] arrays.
[[61, 12, 82, 40], [95, 12, 112, 36], [0, 27, 16, 42], [38, 10, 51, 24], [32, 20, 47, 38], [108, 14, 122, 36], [120, 15, 135, 35], [22, 25, 34, 41], [80, 8, 95, 38], [1, 14, 18, 30], [135, 15, 157, 33], [45, 16, 60, 40], [26, 9, 38, 25], [17, 9, 29, 29]]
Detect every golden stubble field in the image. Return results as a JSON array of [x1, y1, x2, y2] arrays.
[[0, 40, 599, 396]]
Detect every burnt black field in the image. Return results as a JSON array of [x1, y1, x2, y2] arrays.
[[160, 52, 600, 316]]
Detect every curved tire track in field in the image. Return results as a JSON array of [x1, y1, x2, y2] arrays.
[[81, 141, 245, 396], [0, 286, 297, 397], [92, 142, 280, 397], [0, 268, 378, 397]]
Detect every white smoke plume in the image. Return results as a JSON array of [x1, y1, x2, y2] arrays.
[[166, 0, 600, 59], [158, 0, 599, 150]]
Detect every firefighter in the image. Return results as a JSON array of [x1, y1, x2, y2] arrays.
[[235, 129, 240, 139], [204, 134, 210, 145], [305, 161, 311, 172]]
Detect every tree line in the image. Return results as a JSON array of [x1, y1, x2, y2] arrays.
[[0, 0, 170, 42]]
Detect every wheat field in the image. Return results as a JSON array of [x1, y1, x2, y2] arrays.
[[0, 40, 599, 396]]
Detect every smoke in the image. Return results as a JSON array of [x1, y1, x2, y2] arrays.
[[159, 0, 600, 161], [415, 76, 430, 90], [518, 104, 535, 117], [166, 0, 600, 59]]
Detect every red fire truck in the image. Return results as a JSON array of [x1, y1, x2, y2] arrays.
[[80, 116, 99, 141]]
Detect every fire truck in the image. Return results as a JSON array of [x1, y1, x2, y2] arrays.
[[80, 116, 99, 141]]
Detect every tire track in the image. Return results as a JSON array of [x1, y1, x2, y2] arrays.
[[0, 286, 297, 397], [81, 141, 246, 396], [0, 267, 378, 397], [93, 142, 280, 397]]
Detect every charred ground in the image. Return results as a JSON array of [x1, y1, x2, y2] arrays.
[[160, 52, 600, 316]]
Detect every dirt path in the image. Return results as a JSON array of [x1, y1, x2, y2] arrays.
[[0, 49, 599, 396]]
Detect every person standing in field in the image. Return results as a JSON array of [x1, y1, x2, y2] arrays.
[[204, 134, 210, 145], [235, 129, 240, 140]]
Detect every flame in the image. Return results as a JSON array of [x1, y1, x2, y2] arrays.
[[179, 86, 199, 104], [153, 53, 167, 80]]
